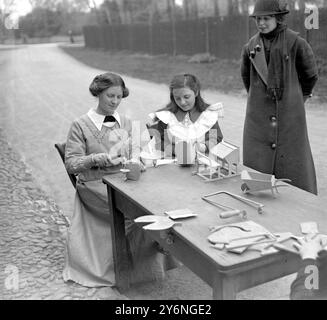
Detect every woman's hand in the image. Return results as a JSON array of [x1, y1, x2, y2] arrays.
[[196, 142, 207, 153], [125, 159, 146, 172], [92, 153, 111, 167], [293, 234, 325, 260], [92, 153, 123, 168], [110, 155, 123, 166]]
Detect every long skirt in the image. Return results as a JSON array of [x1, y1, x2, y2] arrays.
[[63, 179, 178, 287]]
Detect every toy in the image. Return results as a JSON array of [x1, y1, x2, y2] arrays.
[[300, 222, 319, 235], [241, 170, 291, 196], [209, 141, 240, 178], [165, 208, 197, 220], [120, 162, 141, 181], [203, 190, 264, 214], [193, 151, 222, 182], [175, 141, 196, 166], [208, 220, 276, 254], [140, 136, 163, 167], [140, 138, 177, 167], [202, 196, 247, 220], [134, 215, 178, 231]]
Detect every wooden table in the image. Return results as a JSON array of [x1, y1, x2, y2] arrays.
[[103, 164, 327, 299]]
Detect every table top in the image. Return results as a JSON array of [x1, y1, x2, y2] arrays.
[[103, 164, 327, 272]]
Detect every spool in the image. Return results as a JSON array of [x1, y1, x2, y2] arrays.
[[122, 162, 141, 181]]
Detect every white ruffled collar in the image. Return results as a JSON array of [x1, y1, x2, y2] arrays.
[[154, 103, 223, 141]]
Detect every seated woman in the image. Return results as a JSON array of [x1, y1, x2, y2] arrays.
[[63, 72, 177, 287], [147, 74, 223, 160]]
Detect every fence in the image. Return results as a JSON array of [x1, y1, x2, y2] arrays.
[[83, 9, 327, 60]]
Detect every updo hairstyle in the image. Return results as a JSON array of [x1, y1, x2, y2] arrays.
[[89, 72, 129, 98]]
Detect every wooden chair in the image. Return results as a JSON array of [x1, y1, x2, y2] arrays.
[[54, 142, 77, 189]]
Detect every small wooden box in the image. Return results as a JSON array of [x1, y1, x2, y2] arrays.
[[175, 141, 196, 165]]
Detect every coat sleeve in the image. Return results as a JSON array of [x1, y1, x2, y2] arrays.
[[241, 44, 251, 93], [65, 120, 94, 174], [295, 37, 319, 96], [290, 259, 320, 300]]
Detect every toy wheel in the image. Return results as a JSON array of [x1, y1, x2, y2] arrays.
[[241, 183, 249, 193]]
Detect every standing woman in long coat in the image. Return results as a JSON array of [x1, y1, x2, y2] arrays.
[[241, 0, 319, 194]]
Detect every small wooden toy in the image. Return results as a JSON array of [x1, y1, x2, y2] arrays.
[[120, 162, 141, 181], [164, 208, 198, 220], [134, 215, 177, 231], [193, 151, 222, 182], [241, 170, 291, 196], [175, 141, 196, 166], [208, 220, 276, 254], [203, 190, 265, 214], [202, 196, 247, 220], [209, 141, 240, 178], [300, 222, 319, 235]]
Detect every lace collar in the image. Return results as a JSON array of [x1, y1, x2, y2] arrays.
[[155, 103, 223, 141]]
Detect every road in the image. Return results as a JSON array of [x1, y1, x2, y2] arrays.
[[0, 43, 251, 217], [1, 43, 326, 300]]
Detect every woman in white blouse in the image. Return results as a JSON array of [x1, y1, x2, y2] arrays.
[[63, 72, 177, 287]]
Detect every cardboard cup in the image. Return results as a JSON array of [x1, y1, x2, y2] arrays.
[[125, 162, 141, 181]]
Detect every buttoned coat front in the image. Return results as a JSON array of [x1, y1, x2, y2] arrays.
[[241, 28, 318, 194]]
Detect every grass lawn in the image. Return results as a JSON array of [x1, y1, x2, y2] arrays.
[[60, 45, 327, 103]]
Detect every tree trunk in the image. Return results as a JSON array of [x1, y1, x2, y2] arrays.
[[213, 0, 220, 17], [191, 0, 199, 19], [148, 0, 154, 55], [228, 0, 239, 15], [167, 0, 176, 55], [103, 1, 112, 25], [184, 0, 190, 19]]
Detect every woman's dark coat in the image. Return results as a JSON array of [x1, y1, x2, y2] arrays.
[[241, 27, 318, 194]]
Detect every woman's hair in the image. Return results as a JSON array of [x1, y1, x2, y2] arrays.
[[89, 72, 129, 98], [159, 74, 208, 113]]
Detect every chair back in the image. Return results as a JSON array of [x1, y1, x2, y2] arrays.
[[54, 142, 77, 189]]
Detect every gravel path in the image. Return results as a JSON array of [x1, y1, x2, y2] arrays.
[[0, 128, 127, 300]]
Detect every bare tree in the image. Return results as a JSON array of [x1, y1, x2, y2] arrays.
[[28, 0, 61, 10], [228, 0, 240, 15], [213, 0, 220, 17], [1, 0, 17, 16], [287, 0, 296, 10], [166, 0, 176, 55], [27, 0, 98, 12], [190, 0, 198, 19], [183, 0, 190, 19], [1, 0, 17, 39], [101, 0, 122, 25], [121, 0, 132, 24], [239, 0, 250, 15]]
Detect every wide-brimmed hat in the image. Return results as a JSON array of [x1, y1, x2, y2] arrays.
[[250, 0, 290, 17]]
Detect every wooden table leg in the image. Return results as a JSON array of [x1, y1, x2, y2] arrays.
[[212, 274, 237, 300], [107, 185, 130, 292]]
